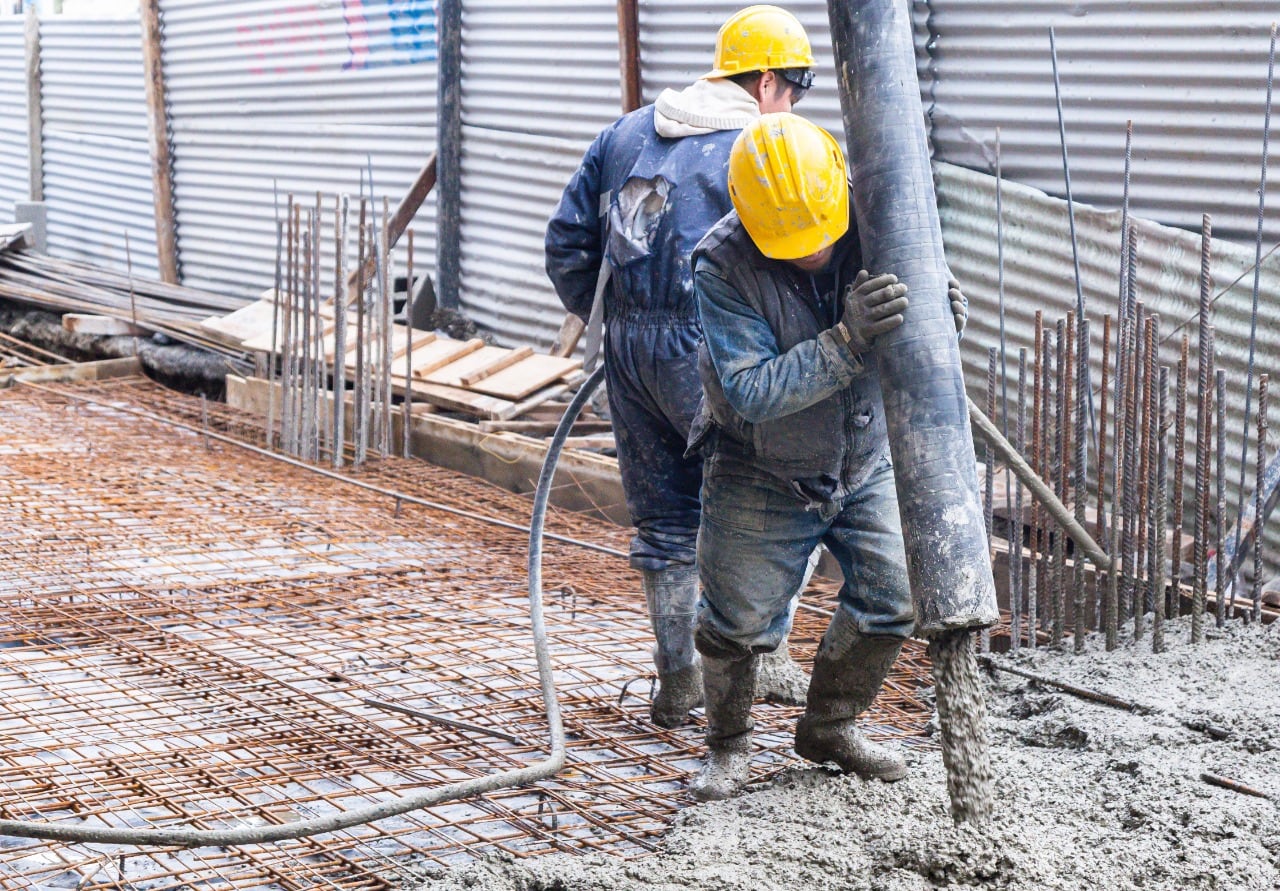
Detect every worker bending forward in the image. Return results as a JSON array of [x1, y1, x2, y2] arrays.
[[545, 6, 818, 727], [688, 113, 966, 800]]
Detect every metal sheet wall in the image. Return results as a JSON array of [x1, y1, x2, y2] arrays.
[[921, 1, 1278, 247], [39, 16, 159, 277], [0, 19, 26, 226], [636, 1, 846, 138], [456, 0, 622, 347], [158, 0, 439, 300], [939, 160, 1280, 568]]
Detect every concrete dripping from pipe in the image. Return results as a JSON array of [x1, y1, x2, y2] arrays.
[[826, 0, 998, 823]]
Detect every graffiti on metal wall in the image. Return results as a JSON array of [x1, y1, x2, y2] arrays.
[[234, 0, 436, 76]]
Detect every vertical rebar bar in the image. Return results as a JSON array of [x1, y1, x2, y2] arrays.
[[1041, 324, 1055, 642], [380, 198, 394, 457], [1030, 311, 1045, 648], [333, 195, 347, 469], [1192, 214, 1214, 644], [1216, 369, 1227, 623], [300, 215, 314, 461], [1013, 348, 1028, 649], [1153, 365, 1169, 654], [1054, 315, 1072, 648], [1122, 300, 1144, 622], [268, 219, 283, 451], [1171, 333, 1189, 616], [1049, 27, 1095, 449], [311, 200, 325, 462], [1095, 314, 1111, 632], [983, 347, 997, 654], [1073, 317, 1089, 651], [281, 196, 296, 456], [1253, 374, 1269, 623], [1139, 315, 1159, 636], [354, 199, 369, 467], [403, 229, 415, 459]]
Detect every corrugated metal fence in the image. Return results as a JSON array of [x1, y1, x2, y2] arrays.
[[921, 0, 1278, 247], [39, 16, 159, 277], [0, 18, 26, 226], [157, 0, 439, 299], [455, 0, 622, 348]]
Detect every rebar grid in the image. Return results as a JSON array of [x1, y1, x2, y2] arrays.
[[0, 378, 933, 890]]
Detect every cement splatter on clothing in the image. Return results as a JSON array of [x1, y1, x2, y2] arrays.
[[405, 617, 1280, 890]]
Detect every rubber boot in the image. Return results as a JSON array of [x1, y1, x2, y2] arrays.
[[794, 610, 908, 781], [643, 566, 703, 728], [689, 652, 759, 802], [754, 545, 820, 705]]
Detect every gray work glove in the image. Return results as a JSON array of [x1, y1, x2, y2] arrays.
[[949, 275, 968, 336], [836, 270, 909, 354]]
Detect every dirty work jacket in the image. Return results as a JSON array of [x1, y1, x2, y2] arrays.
[[690, 211, 890, 506], [545, 105, 740, 570]]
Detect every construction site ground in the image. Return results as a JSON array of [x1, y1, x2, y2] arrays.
[[0, 377, 933, 890], [422, 617, 1280, 891]]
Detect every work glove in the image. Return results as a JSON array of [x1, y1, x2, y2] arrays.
[[836, 270, 909, 354], [949, 275, 968, 336]]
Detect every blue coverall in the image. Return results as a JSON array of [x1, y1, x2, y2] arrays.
[[545, 105, 739, 571]]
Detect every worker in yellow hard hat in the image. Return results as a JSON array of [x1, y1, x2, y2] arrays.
[[545, 7, 821, 728], [686, 112, 968, 801]]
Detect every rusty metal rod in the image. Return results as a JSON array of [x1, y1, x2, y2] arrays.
[[1254, 374, 1269, 622], [1172, 333, 1189, 616], [1153, 365, 1169, 654], [1193, 214, 1214, 643]]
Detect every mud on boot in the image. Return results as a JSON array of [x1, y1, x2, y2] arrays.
[[754, 638, 809, 706], [689, 652, 758, 802], [651, 660, 703, 729], [794, 716, 907, 781], [643, 566, 702, 728], [795, 608, 908, 782]]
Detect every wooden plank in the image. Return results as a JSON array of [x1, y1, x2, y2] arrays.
[[405, 379, 517, 418], [4, 356, 142, 389], [410, 337, 485, 376], [62, 313, 148, 337], [469, 353, 582, 400], [343, 324, 435, 368], [550, 312, 584, 358], [420, 345, 509, 387], [199, 298, 277, 343], [459, 346, 533, 387]]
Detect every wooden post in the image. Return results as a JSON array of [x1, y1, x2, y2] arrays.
[[140, 0, 180, 284], [435, 0, 463, 309], [24, 4, 42, 203], [617, 0, 641, 113]]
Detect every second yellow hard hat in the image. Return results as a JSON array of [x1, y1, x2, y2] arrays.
[[728, 112, 849, 260]]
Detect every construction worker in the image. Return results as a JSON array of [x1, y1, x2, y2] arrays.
[[545, 6, 818, 728], [687, 112, 968, 800]]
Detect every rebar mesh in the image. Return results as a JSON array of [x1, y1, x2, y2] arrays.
[[0, 378, 933, 890]]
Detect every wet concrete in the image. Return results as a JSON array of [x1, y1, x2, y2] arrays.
[[409, 616, 1280, 890]]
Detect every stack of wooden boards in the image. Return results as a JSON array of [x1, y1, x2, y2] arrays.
[[201, 295, 583, 421]]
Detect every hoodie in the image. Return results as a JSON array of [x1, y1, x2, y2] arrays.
[[653, 78, 759, 138]]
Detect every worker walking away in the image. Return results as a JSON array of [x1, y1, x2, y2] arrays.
[[687, 113, 968, 800], [545, 6, 820, 727]]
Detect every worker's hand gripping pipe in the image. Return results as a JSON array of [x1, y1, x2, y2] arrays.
[[0, 369, 606, 847]]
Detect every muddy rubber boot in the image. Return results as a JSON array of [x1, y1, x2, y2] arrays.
[[643, 567, 704, 728], [689, 653, 758, 802], [794, 610, 908, 782], [754, 637, 810, 705]]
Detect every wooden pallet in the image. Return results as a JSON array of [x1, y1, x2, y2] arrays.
[[206, 297, 582, 419]]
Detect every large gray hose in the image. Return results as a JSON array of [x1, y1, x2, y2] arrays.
[[828, 1, 997, 635], [0, 369, 605, 846]]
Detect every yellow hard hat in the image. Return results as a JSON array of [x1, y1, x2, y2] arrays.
[[728, 113, 849, 260], [701, 5, 815, 80]]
